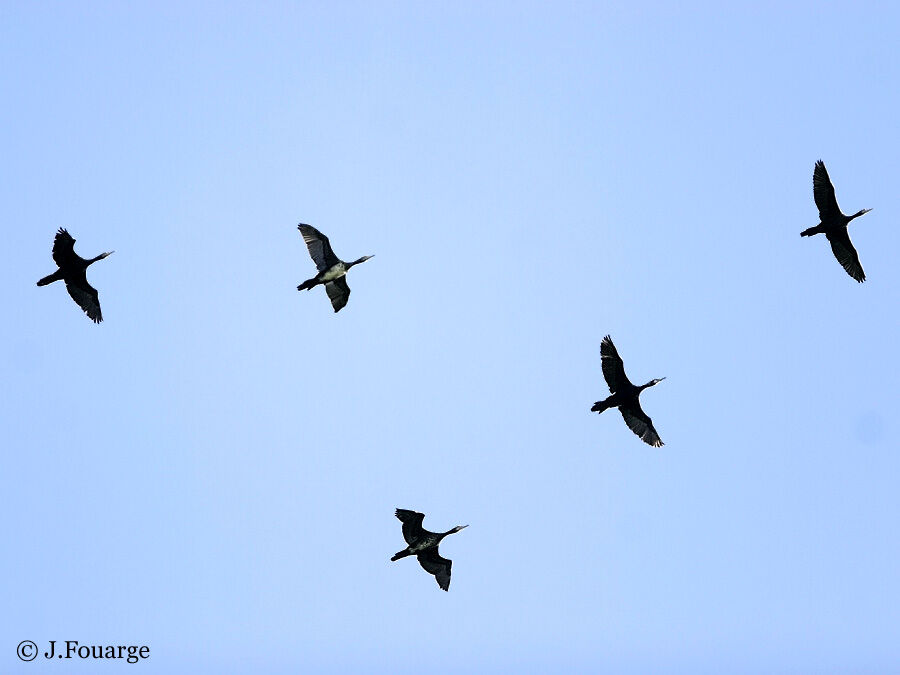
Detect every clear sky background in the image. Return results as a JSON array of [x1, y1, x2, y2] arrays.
[[1, 2, 898, 673]]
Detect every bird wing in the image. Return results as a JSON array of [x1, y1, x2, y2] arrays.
[[813, 160, 841, 221], [52, 228, 78, 267], [620, 404, 663, 447], [600, 335, 628, 393], [395, 509, 425, 545], [417, 548, 452, 591], [65, 278, 102, 323], [825, 230, 865, 282], [297, 224, 339, 271], [324, 277, 351, 312]]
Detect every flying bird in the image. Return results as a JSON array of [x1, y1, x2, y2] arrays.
[[296, 224, 374, 312], [37, 228, 114, 323], [591, 335, 665, 447], [801, 160, 872, 282], [391, 509, 467, 591]]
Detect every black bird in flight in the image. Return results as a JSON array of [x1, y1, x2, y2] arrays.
[[37, 228, 114, 323], [801, 160, 872, 282], [591, 335, 665, 447], [391, 509, 467, 591], [296, 224, 374, 312]]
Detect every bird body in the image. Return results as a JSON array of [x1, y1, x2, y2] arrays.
[[592, 335, 665, 447], [296, 224, 373, 312], [403, 532, 444, 554], [320, 262, 348, 282], [801, 160, 872, 282], [37, 228, 113, 323], [391, 509, 467, 591]]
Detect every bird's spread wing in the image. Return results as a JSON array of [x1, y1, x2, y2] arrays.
[[826, 231, 865, 282], [52, 228, 78, 267], [325, 277, 350, 312], [298, 224, 339, 271], [395, 509, 425, 545], [600, 335, 627, 393], [813, 160, 841, 221], [620, 405, 663, 447], [417, 549, 452, 591], [65, 279, 102, 323]]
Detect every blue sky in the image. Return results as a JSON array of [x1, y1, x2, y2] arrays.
[[1, 2, 898, 672]]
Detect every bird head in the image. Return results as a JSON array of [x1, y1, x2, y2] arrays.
[[101, 251, 115, 259], [451, 525, 468, 533], [649, 377, 666, 387]]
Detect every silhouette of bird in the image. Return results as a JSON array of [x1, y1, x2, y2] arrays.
[[801, 160, 872, 282], [37, 228, 114, 323], [296, 224, 374, 312], [391, 509, 467, 591], [591, 335, 665, 447]]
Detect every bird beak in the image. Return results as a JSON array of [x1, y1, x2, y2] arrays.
[[105, 251, 116, 257]]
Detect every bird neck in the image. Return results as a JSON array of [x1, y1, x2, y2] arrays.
[[87, 252, 113, 265]]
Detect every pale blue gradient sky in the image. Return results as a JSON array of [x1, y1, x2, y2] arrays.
[[2, 2, 898, 673]]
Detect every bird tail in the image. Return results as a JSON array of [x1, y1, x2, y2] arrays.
[[391, 549, 412, 562], [591, 397, 614, 414], [297, 277, 317, 291], [800, 226, 820, 237], [37, 271, 63, 286]]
